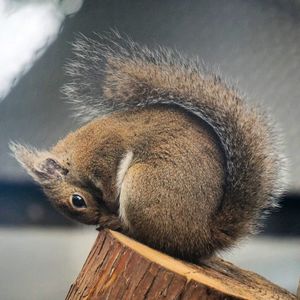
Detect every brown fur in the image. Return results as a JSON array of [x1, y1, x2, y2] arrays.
[[10, 33, 287, 261]]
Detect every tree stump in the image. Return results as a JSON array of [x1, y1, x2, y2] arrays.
[[66, 230, 296, 300]]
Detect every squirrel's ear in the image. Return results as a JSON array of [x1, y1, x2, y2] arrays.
[[9, 142, 68, 183]]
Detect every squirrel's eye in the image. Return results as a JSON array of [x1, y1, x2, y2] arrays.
[[71, 194, 87, 209]]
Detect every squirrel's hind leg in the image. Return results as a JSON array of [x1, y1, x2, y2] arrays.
[[117, 160, 215, 260]]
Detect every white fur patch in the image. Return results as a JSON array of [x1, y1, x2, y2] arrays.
[[116, 151, 133, 193], [118, 184, 130, 227], [116, 151, 133, 226]]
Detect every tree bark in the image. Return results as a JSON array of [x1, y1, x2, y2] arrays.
[[66, 230, 296, 300]]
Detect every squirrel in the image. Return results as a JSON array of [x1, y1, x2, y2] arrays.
[[10, 32, 287, 261]]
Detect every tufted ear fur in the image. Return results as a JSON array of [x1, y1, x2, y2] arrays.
[[9, 142, 68, 183]]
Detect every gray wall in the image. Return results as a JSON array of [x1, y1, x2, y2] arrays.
[[1, 0, 300, 189]]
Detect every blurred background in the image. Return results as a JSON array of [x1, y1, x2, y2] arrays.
[[0, 0, 299, 299]]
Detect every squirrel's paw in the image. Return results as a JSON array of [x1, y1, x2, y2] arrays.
[[96, 214, 122, 231]]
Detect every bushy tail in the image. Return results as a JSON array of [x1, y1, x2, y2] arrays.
[[62, 31, 287, 249]]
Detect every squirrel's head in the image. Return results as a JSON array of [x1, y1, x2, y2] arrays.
[[9, 120, 128, 226]]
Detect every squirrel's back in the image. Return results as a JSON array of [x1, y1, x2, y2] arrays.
[[116, 105, 226, 259]]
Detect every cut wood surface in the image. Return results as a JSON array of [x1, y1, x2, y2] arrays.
[[66, 230, 296, 300]]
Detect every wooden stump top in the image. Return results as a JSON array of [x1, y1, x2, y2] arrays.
[[66, 230, 296, 300]]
